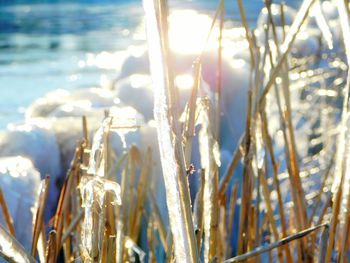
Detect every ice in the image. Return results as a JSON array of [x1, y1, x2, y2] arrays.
[[79, 175, 121, 261], [86, 111, 143, 177], [143, 0, 196, 261], [87, 117, 112, 178], [0, 156, 41, 251], [309, 0, 333, 50], [197, 98, 220, 262]]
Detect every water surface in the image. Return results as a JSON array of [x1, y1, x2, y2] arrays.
[[0, 0, 301, 127]]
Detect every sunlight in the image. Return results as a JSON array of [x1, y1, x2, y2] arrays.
[[168, 10, 213, 55], [168, 10, 247, 56], [175, 74, 194, 90]]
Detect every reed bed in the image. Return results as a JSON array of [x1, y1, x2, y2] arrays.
[[1, 0, 350, 262]]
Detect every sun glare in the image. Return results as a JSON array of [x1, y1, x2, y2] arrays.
[[175, 74, 194, 90], [168, 10, 248, 56], [168, 10, 213, 55]]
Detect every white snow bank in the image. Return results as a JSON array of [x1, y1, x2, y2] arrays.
[[26, 87, 121, 119], [0, 156, 41, 250], [114, 74, 154, 120], [0, 122, 61, 221], [257, 4, 297, 29]]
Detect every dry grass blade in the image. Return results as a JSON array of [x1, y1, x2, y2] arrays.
[[54, 165, 77, 259], [218, 136, 243, 198], [193, 169, 205, 251], [326, 0, 350, 261], [215, 0, 224, 142], [223, 224, 328, 263], [308, 157, 334, 226], [131, 147, 152, 240], [198, 97, 220, 261], [82, 115, 89, 148], [45, 230, 57, 263], [148, 192, 168, 251], [31, 176, 50, 257], [61, 208, 84, 243], [226, 183, 237, 257], [325, 156, 346, 262], [259, 169, 284, 261], [184, 61, 201, 166], [127, 146, 142, 235], [236, 0, 255, 67], [198, 0, 225, 60], [318, 225, 329, 263], [147, 216, 157, 263], [115, 219, 124, 263], [120, 149, 131, 235], [261, 110, 290, 248], [0, 187, 16, 237], [265, 0, 308, 237], [258, 0, 316, 108], [107, 236, 116, 263], [237, 90, 253, 255]]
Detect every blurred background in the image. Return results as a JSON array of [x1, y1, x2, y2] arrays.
[[0, 0, 301, 128]]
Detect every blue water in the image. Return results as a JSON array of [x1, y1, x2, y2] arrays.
[[0, 0, 301, 128]]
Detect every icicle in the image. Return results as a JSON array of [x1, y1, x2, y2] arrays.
[[310, 0, 333, 50], [109, 106, 141, 148], [87, 117, 112, 177], [87, 109, 141, 177], [79, 176, 121, 262]]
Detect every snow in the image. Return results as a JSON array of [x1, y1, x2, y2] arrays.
[[114, 74, 154, 121], [25, 87, 121, 119], [0, 156, 40, 251], [257, 4, 297, 29]]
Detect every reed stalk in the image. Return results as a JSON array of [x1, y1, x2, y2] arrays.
[[0, 188, 15, 237], [143, 0, 199, 261], [31, 176, 50, 258], [223, 224, 327, 263]]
